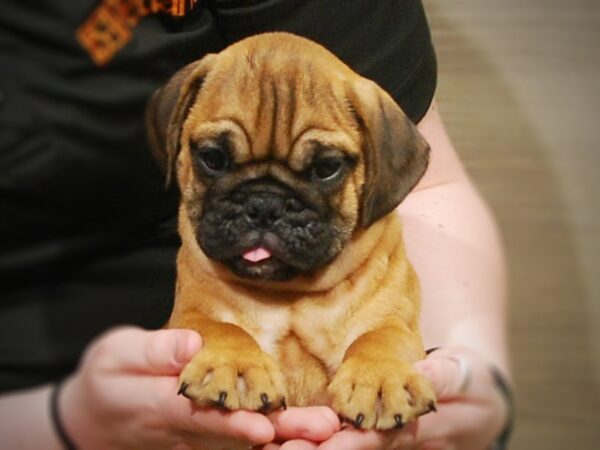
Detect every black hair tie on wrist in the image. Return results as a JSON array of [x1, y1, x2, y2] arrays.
[[489, 366, 515, 450], [50, 380, 78, 450]]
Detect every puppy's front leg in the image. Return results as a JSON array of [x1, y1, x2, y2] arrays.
[[328, 326, 436, 430], [171, 314, 287, 413]]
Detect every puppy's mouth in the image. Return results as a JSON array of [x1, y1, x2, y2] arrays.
[[232, 245, 289, 280], [243, 246, 272, 263], [224, 231, 304, 281]]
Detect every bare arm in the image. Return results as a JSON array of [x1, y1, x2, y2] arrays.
[[401, 101, 509, 373], [0, 385, 64, 450]]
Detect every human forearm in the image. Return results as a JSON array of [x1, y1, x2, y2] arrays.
[[0, 384, 63, 450], [399, 181, 508, 372], [400, 103, 509, 373]]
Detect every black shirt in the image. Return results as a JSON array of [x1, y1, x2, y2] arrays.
[[0, 0, 437, 391]]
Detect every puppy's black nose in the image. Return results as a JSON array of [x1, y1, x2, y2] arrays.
[[244, 194, 285, 228]]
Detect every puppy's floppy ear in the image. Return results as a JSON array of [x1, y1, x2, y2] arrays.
[[347, 79, 430, 228], [145, 54, 217, 185]]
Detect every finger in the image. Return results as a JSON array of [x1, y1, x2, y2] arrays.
[[91, 327, 202, 376], [317, 429, 385, 450], [317, 423, 418, 450], [187, 406, 275, 444], [269, 407, 339, 442], [414, 348, 502, 407], [414, 356, 468, 401], [414, 439, 452, 450], [414, 348, 495, 402], [263, 445, 281, 450], [199, 409, 274, 443], [387, 421, 419, 449], [279, 439, 319, 450], [162, 378, 274, 444]]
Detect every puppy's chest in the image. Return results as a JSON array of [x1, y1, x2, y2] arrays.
[[277, 331, 332, 406], [222, 302, 351, 405], [270, 314, 346, 406], [239, 304, 347, 366]]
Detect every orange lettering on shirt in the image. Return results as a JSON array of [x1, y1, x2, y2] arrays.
[[77, 0, 199, 66]]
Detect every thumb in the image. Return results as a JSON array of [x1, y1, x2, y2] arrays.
[[414, 350, 473, 400], [90, 327, 202, 376]]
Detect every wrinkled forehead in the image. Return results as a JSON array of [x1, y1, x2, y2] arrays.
[[185, 45, 361, 166]]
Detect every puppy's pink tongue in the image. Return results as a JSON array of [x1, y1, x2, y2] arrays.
[[243, 247, 272, 263]]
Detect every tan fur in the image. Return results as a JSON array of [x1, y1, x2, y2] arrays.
[[149, 33, 435, 431]]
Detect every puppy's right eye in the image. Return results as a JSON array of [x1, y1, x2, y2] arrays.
[[194, 145, 231, 176], [312, 157, 344, 181]]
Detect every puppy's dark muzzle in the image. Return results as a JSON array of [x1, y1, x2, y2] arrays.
[[197, 177, 336, 280], [244, 193, 285, 229]]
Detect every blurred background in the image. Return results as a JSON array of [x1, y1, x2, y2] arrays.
[[423, 0, 600, 447]]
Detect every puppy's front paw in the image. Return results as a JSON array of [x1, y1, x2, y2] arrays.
[[328, 357, 436, 430], [178, 346, 287, 413]]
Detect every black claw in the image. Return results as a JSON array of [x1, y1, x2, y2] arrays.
[[177, 383, 189, 396], [258, 393, 271, 413], [429, 401, 437, 413], [394, 414, 404, 428], [280, 397, 288, 410], [354, 413, 365, 428], [214, 391, 228, 408], [261, 393, 270, 407]]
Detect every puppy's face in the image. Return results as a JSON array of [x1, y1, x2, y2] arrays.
[[186, 124, 359, 281], [147, 33, 429, 281]]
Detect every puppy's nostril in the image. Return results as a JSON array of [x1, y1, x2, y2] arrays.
[[244, 197, 283, 228], [244, 208, 263, 226], [285, 198, 303, 212]]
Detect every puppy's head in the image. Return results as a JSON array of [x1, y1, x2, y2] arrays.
[[147, 33, 429, 282]]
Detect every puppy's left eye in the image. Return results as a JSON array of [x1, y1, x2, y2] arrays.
[[312, 157, 345, 181], [194, 145, 231, 176]]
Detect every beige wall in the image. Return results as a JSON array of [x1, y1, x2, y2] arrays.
[[423, 0, 600, 447]]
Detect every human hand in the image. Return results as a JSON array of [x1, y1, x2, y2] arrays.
[[263, 347, 508, 450], [58, 327, 278, 450], [404, 347, 509, 450]]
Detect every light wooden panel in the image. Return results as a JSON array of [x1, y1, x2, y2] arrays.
[[423, 0, 600, 447]]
